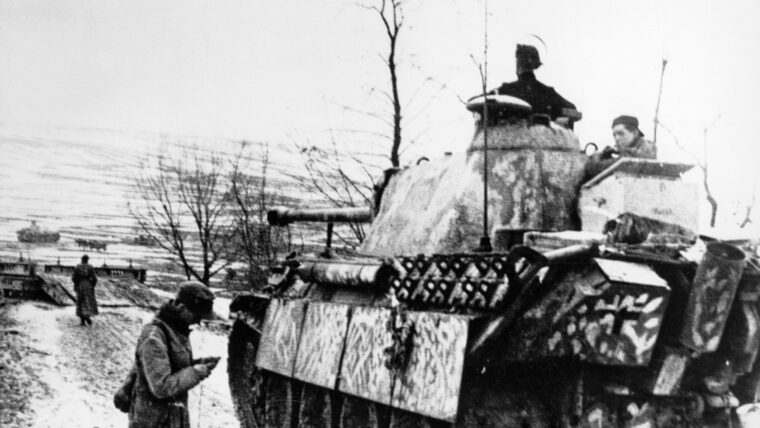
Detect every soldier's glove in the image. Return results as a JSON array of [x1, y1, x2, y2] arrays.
[[195, 356, 221, 370], [193, 364, 211, 380], [601, 146, 618, 160], [113, 390, 131, 413]]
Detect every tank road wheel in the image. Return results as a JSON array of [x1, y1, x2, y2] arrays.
[[228, 316, 376, 428], [456, 382, 551, 428], [298, 383, 333, 427], [264, 373, 294, 428], [228, 318, 266, 428], [339, 395, 381, 428], [389, 408, 434, 428]]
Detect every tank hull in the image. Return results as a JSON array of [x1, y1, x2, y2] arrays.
[[227, 116, 754, 426]]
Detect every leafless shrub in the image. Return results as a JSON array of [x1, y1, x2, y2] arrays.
[[128, 146, 233, 284]]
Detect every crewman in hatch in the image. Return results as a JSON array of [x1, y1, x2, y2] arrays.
[[491, 43, 580, 125]]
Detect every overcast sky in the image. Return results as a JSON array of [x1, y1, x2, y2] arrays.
[[2, 0, 759, 229]]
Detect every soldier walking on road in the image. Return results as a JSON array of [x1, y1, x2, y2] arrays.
[[72, 254, 98, 326]]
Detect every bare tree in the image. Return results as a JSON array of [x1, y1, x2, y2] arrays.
[[128, 148, 234, 284], [737, 182, 757, 229], [368, 0, 404, 167], [229, 142, 290, 284], [286, 0, 430, 243], [343, 0, 448, 167], [286, 0, 405, 245]]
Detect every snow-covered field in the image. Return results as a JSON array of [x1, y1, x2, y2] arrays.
[[0, 124, 383, 427], [0, 125, 282, 263], [0, 124, 377, 272], [0, 124, 384, 427]]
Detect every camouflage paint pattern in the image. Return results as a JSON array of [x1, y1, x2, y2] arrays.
[[338, 306, 395, 405], [293, 302, 351, 389], [256, 298, 307, 377], [507, 259, 670, 366], [680, 242, 746, 352], [390, 311, 469, 422]]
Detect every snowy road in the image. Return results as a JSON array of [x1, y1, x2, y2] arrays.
[[0, 302, 237, 428]]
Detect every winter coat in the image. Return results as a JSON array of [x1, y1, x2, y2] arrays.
[[584, 136, 658, 181], [72, 263, 98, 318], [128, 302, 205, 428], [617, 135, 657, 159], [492, 71, 577, 120]]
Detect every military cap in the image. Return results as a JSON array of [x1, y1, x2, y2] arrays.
[[516, 44, 542, 69], [176, 280, 215, 318], [612, 115, 639, 129]]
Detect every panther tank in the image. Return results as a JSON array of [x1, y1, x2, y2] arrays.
[[227, 96, 760, 427]]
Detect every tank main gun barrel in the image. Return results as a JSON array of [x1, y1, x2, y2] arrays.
[[267, 207, 372, 226]]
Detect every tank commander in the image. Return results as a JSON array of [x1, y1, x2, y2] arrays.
[[584, 114, 658, 180], [490, 43, 581, 126]]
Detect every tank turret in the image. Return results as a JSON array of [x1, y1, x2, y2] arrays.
[[363, 102, 587, 255]]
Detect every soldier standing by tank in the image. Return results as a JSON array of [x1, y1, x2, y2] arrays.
[[72, 254, 98, 326], [126, 281, 219, 428]]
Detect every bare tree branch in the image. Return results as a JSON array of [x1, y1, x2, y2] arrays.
[[289, 136, 375, 243], [337, 103, 395, 128], [128, 146, 235, 284], [228, 141, 291, 285], [739, 186, 756, 228], [660, 118, 720, 227], [653, 58, 668, 143]]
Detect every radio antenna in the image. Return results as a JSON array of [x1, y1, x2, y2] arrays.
[[477, 0, 492, 252]]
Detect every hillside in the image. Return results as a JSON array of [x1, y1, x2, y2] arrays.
[[0, 124, 382, 273]]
